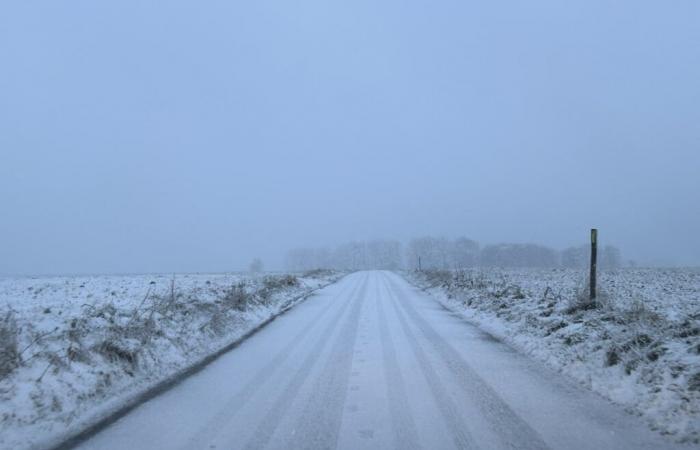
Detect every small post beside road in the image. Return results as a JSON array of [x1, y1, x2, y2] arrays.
[[590, 228, 598, 300], [418, 256, 422, 272]]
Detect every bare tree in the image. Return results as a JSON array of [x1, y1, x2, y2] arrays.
[[249, 258, 264, 274]]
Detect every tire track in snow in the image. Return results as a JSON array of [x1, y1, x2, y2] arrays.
[[383, 275, 478, 450], [375, 278, 423, 450], [283, 272, 369, 450], [386, 273, 551, 450], [240, 275, 367, 450], [180, 278, 357, 450]]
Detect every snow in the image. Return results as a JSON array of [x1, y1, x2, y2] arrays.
[[0, 270, 342, 450], [406, 267, 700, 444], [70, 271, 686, 450], [3, 269, 696, 449]]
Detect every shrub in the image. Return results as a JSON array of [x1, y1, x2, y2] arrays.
[[263, 275, 298, 290], [222, 283, 249, 311], [423, 270, 452, 287], [96, 340, 139, 367], [302, 269, 333, 278], [255, 275, 298, 298], [564, 285, 611, 315]]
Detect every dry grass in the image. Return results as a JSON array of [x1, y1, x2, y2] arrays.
[[0, 311, 20, 379]]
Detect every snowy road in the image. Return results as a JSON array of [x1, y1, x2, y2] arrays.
[[74, 271, 683, 450]]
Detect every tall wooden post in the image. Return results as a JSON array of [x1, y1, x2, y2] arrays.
[[418, 256, 422, 272], [590, 229, 598, 300]]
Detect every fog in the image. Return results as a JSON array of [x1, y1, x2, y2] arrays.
[[1, 0, 699, 275]]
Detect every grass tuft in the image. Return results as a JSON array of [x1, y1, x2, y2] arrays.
[[0, 311, 20, 379]]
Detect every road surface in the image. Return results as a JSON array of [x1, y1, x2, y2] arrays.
[[75, 271, 683, 450]]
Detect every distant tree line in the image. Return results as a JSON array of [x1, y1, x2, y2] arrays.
[[560, 244, 622, 270], [285, 240, 403, 272], [405, 236, 479, 270], [285, 237, 623, 271]]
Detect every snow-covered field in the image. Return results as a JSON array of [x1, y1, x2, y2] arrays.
[[0, 270, 343, 450], [407, 268, 700, 443]]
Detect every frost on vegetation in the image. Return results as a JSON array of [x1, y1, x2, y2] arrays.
[[0, 270, 341, 450], [0, 311, 20, 379], [412, 267, 700, 443]]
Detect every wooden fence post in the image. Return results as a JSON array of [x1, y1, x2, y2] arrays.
[[590, 228, 598, 300]]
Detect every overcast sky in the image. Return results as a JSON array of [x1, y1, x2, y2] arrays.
[[1, 0, 699, 274]]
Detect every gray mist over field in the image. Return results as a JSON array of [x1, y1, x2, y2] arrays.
[[1, 1, 699, 275]]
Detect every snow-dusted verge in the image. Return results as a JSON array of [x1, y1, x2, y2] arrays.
[[0, 270, 343, 450], [405, 268, 700, 443]]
